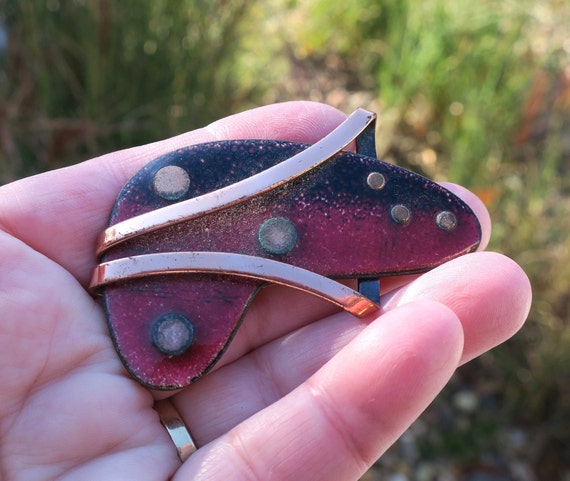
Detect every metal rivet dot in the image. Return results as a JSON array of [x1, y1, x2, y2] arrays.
[[152, 313, 194, 356], [258, 217, 298, 255], [436, 211, 458, 231], [391, 204, 412, 225], [367, 172, 386, 190], [153, 165, 190, 201]]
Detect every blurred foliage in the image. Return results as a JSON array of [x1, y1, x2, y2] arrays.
[[292, 0, 548, 182], [1, 0, 570, 477], [0, 0, 254, 180]]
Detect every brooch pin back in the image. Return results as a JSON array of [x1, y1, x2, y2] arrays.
[[90, 109, 481, 390]]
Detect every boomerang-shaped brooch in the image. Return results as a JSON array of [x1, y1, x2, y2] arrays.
[[90, 109, 481, 390]]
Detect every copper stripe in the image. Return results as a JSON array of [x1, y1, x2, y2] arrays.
[[97, 109, 376, 256], [90, 252, 379, 318]]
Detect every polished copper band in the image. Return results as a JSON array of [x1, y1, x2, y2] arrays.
[[90, 252, 379, 318], [96, 109, 376, 256], [154, 399, 197, 462]]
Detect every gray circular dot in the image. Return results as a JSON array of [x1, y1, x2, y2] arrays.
[[367, 172, 386, 190], [436, 210, 458, 231], [153, 165, 190, 201], [258, 217, 298, 255], [391, 204, 412, 225], [152, 313, 194, 356]]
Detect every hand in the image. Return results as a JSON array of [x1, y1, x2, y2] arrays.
[[0, 102, 531, 481]]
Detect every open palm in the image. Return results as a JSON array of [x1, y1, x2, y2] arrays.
[[0, 102, 531, 481]]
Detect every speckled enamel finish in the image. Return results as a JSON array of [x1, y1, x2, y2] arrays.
[[101, 140, 481, 389]]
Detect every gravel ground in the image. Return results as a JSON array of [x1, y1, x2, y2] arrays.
[[359, 359, 570, 481]]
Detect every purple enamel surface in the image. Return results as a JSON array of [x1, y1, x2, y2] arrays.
[[104, 275, 259, 388], [102, 140, 481, 389]]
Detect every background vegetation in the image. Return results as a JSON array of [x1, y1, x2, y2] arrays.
[[1, 0, 569, 479]]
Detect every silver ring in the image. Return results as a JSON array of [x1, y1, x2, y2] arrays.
[[154, 399, 197, 462]]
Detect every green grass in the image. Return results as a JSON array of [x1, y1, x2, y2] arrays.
[[0, 0, 254, 179]]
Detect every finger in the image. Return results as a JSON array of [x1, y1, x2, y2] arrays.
[[176, 301, 464, 481], [0, 101, 348, 286], [171, 250, 528, 443], [382, 251, 532, 364]]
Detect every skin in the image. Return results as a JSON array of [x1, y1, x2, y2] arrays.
[[0, 101, 532, 481]]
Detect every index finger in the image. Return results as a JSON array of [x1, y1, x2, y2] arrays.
[[0, 102, 348, 286]]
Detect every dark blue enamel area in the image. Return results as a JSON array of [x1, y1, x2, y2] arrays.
[[109, 140, 306, 223]]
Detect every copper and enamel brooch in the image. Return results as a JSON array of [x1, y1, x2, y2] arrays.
[[90, 109, 481, 390]]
